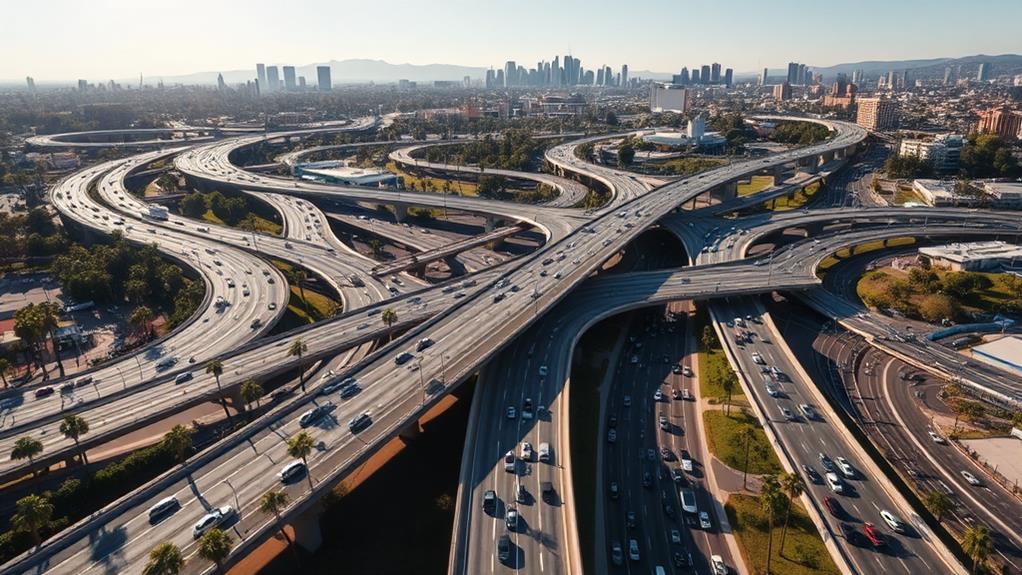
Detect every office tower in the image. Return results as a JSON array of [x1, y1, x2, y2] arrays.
[[77, 79, 87, 92], [975, 106, 1022, 140], [710, 63, 721, 83], [680, 67, 690, 85], [283, 66, 296, 91], [724, 68, 733, 88], [691, 68, 701, 84], [583, 70, 595, 85], [217, 73, 226, 91], [256, 63, 266, 88], [773, 82, 791, 101], [851, 69, 862, 85], [504, 61, 516, 87], [943, 67, 952, 86], [900, 70, 910, 91], [543, 63, 550, 86], [621, 65, 629, 86], [786, 62, 798, 85], [977, 62, 990, 82], [317, 66, 331, 91], [552, 56, 560, 87], [797, 64, 807, 85], [25, 76, 35, 91], [485, 69, 495, 89], [298, 76, 306, 89], [856, 97, 898, 131], [700, 65, 711, 84], [597, 67, 605, 86], [266, 66, 279, 92], [496, 69, 505, 88], [464, 75, 472, 88], [761, 68, 768, 86], [886, 70, 895, 90]]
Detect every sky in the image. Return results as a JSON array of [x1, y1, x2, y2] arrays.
[[5, 0, 1022, 81]]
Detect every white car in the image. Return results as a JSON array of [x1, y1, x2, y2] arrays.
[[192, 506, 234, 539], [928, 431, 946, 444], [751, 352, 765, 365], [521, 442, 534, 461], [506, 406, 516, 419], [880, 509, 906, 533], [503, 451, 516, 473], [961, 470, 982, 486], [711, 555, 729, 575], [698, 511, 712, 529], [836, 457, 856, 479], [826, 472, 844, 494]]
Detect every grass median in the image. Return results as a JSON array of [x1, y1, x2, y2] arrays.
[[726, 493, 839, 575], [702, 410, 781, 476]]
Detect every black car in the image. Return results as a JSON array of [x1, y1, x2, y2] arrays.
[[497, 534, 511, 562], [642, 472, 653, 489], [626, 511, 637, 528], [608, 415, 617, 428], [802, 464, 822, 484], [541, 481, 555, 503], [673, 552, 689, 567], [840, 522, 865, 547], [482, 490, 497, 514], [609, 482, 619, 500], [671, 468, 685, 484], [348, 412, 372, 433], [34, 387, 54, 399], [394, 352, 414, 365]]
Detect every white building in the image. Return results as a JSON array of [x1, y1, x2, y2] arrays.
[[919, 241, 1022, 271], [295, 161, 397, 187], [983, 181, 1022, 209], [898, 134, 963, 173], [911, 179, 966, 206], [648, 83, 689, 113]]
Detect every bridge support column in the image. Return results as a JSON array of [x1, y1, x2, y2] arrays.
[[773, 165, 786, 184], [399, 419, 423, 441], [393, 205, 408, 223], [484, 216, 496, 233], [291, 509, 323, 552]]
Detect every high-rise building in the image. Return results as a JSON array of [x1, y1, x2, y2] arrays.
[[886, 70, 895, 90], [710, 63, 721, 84], [761, 68, 768, 86], [898, 134, 963, 172], [649, 83, 690, 113], [298, 76, 306, 89], [680, 67, 690, 85], [495, 69, 505, 88], [217, 73, 226, 91], [552, 56, 561, 87], [724, 68, 733, 88], [485, 69, 496, 89], [856, 97, 898, 131], [504, 61, 517, 87], [851, 69, 862, 85], [256, 64, 266, 88], [265, 66, 280, 92], [316, 66, 332, 91], [773, 82, 791, 101], [787, 62, 799, 85], [691, 68, 701, 84], [977, 62, 990, 82], [25, 76, 35, 91], [77, 79, 88, 92], [283, 66, 297, 91], [596, 67, 605, 86], [797, 64, 807, 85], [621, 65, 628, 87], [975, 106, 1022, 140], [700, 65, 711, 84]]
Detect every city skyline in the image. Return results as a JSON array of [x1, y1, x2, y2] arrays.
[[3, 0, 1022, 81]]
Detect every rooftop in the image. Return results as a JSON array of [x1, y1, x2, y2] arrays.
[[919, 240, 1022, 264]]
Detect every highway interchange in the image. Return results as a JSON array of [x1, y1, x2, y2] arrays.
[[3, 114, 1021, 575]]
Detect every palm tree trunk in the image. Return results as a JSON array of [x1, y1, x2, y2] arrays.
[[215, 377, 232, 422], [49, 330, 65, 378], [780, 500, 793, 555], [75, 438, 88, 465]]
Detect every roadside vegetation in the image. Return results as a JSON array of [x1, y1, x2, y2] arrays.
[[857, 266, 1022, 321], [726, 490, 839, 575], [178, 191, 281, 234], [738, 176, 775, 197], [703, 410, 782, 476]]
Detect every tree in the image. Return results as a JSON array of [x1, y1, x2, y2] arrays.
[[381, 307, 398, 340], [205, 359, 232, 422], [287, 431, 316, 488], [11, 494, 53, 547], [760, 475, 784, 574], [962, 523, 993, 575], [733, 425, 758, 490], [143, 542, 184, 575], [130, 305, 153, 339], [617, 143, 635, 167], [179, 193, 208, 218], [59, 414, 90, 465], [701, 325, 718, 350], [919, 293, 957, 323], [0, 357, 10, 388], [924, 490, 954, 523], [605, 111, 619, 126], [778, 472, 804, 555], [11, 436, 44, 476], [198, 528, 234, 573], [719, 369, 738, 415], [240, 379, 264, 414], [368, 239, 384, 259], [287, 338, 309, 392], [162, 424, 194, 463], [290, 269, 311, 318], [259, 491, 297, 561]]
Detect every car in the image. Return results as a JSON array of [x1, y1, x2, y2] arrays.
[[516, 483, 528, 503], [505, 507, 519, 530], [622, 395, 631, 407], [673, 552, 689, 568], [646, 448, 656, 461], [711, 555, 728, 575], [802, 464, 822, 484], [799, 404, 818, 420], [268, 302, 277, 310], [628, 538, 640, 561], [299, 405, 327, 427], [609, 481, 620, 499], [672, 365, 682, 374], [147, 496, 180, 522], [653, 389, 664, 402], [339, 380, 361, 399], [506, 406, 516, 419], [840, 522, 867, 547], [824, 496, 843, 518], [642, 472, 653, 489], [672, 388, 682, 400], [671, 467, 685, 484], [929, 431, 946, 444], [415, 338, 434, 352], [680, 450, 693, 472], [522, 398, 534, 420], [483, 490, 497, 513], [608, 415, 617, 428], [394, 352, 414, 365], [348, 412, 372, 433], [779, 405, 796, 420], [75, 376, 94, 388], [680, 489, 697, 513], [836, 457, 856, 479], [192, 505, 235, 539], [826, 472, 845, 494], [751, 352, 765, 364], [607, 429, 617, 443], [174, 372, 193, 385], [961, 470, 982, 486], [661, 447, 673, 461], [538, 365, 548, 377], [520, 442, 534, 461], [659, 414, 669, 430], [497, 534, 511, 562], [626, 510, 637, 528], [683, 366, 693, 377], [682, 388, 692, 401], [156, 357, 177, 370], [819, 452, 837, 472], [59, 382, 75, 394], [863, 522, 886, 547], [503, 451, 516, 472], [699, 511, 712, 530], [880, 510, 906, 533], [279, 460, 305, 483], [611, 541, 624, 566]]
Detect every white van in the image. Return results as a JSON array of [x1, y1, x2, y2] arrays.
[[680, 489, 697, 514], [147, 496, 179, 521], [538, 442, 551, 463]]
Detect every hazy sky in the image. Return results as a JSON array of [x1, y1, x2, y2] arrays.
[[5, 0, 1021, 81]]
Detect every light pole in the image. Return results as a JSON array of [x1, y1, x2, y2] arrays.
[[417, 357, 426, 405], [134, 355, 143, 384]]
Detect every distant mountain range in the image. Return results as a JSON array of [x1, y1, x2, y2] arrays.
[[760, 54, 1022, 82]]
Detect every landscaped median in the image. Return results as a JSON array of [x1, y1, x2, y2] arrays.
[[702, 409, 782, 476], [726, 493, 840, 575]]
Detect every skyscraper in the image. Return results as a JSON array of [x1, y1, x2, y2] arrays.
[[265, 66, 279, 92], [710, 63, 721, 84], [977, 62, 990, 82], [787, 62, 799, 85], [621, 65, 629, 87], [851, 69, 862, 85], [691, 68, 701, 84], [700, 65, 711, 84], [256, 64, 266, 89], [596, 67, 605, 86], [761, 68, 768, 86], [504, 61, 517, 87], [552, 56, 561, 87], [797, 64, 807, 85], [943, 67, 952, 85], [283, 66, 297, 91], [680, 67, 690, 85], [495, 69, 505, 88], [724, 68, 733, 88], [773, 82, 791, 101], [317, 66, 332, 91], [25, 76, 35, 91], [217, 73, 226, 91]]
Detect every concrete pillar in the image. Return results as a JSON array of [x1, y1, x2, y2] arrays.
[[399, 419, 423, 441], [773, 165, 785, 184], [484, 216, 496, 233], [393, 204, 408, 223], [291, 509, 323, 552]]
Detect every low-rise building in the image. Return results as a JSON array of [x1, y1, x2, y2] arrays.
[[648, 83, 690, 113], [919, 241, 1022, 271], [898, 134, 963, 173], [982, 181, 1022, 208], [912, 179, 968, 206], [295, 161, 398, 187]]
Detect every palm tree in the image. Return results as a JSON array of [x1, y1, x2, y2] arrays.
[[924, 490, 954, 523], [59, 414, 90, 465], [962, 523, 993, 575], [778, 472, 804, 555], [290, 269, 311, 318], [143, 542, 184, 575], [0, 357, 11, 388], [162, 425, 194, 463], [11, 436, 44, 476], [720, 369, 738, 415], [732, 425, 757, 490], [129, 305, 153, 340], [240, 379, 264, 415], [287, 338, 309, 392], [287, 431, 316, 488], [381, 307, 398, 341], [39, 301, 65, 379], [259, 491, 298, 561], [205, 359, 232, 421], [198, 528, 233, 573], [12, 494, 53, 547], [760, 475, 783, 574]]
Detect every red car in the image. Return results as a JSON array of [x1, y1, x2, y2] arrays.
[[863, 522, 886, 548]]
